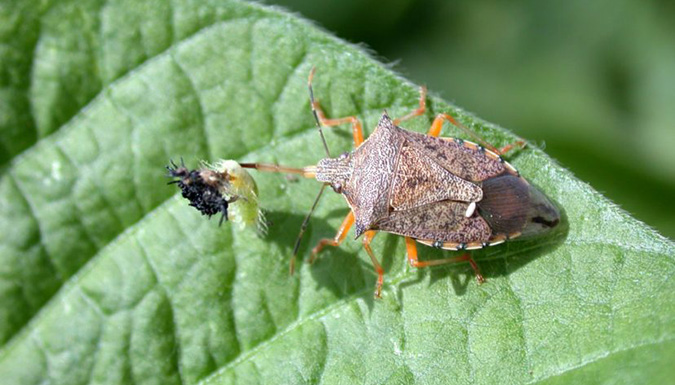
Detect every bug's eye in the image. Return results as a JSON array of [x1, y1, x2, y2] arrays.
[[339, 152, 349, 160], [332, 182, 343, 193]]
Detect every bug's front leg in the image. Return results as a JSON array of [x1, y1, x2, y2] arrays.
[[405, 237, 485, 284], [427, 114, 525, 156], [308, 70, 365, 147], [393, 86, 427, 125], [310, 101, 364, 147], [363, 231, 385, 298], [309, 211, 355, 263]]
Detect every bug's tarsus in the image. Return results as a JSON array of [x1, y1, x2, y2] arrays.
[[309, 211, 355, 264], [218, 210, 228, 226], [497, 140, 526, 156], [464, 255, 485, 284], [393, 86, 427, 125], [290, 183, 327, 275], [217, 195, 242, 226]]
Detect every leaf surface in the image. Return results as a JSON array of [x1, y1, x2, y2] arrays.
[[0, 1, 673, 384]]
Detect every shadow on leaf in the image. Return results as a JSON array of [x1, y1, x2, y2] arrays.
[[260, 194, 568, 309], [263, 209, 375, 301]]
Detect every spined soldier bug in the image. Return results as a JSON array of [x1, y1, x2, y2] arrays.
[[232, 69, 559, 297]]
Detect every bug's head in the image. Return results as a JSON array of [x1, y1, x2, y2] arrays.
[[478, 174, 560, 238], [166, 158, 194, 182], [315, 151, 353, 194]]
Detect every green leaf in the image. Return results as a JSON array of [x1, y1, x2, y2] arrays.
[[0, 0, 673, 384]]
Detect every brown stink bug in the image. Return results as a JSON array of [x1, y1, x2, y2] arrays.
[[240, 69, 560, 297]]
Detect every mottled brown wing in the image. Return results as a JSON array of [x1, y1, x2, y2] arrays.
[[374, 200, 492, 243], [397, 129, 506, 182], [389, 143, 483, 211]]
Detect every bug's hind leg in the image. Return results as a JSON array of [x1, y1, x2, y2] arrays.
[[427, 114, 525, 156], [393, 86, 427, 125], [363, 231, 385, 298], [405, 237, 485, 284], [495, 142, 526, 155], [309, 70, 365, 147], [309, 211, 354, 263]]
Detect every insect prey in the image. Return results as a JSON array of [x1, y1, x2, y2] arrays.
[[167, 159, 266, 234]]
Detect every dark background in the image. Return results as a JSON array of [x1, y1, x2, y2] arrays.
[[264, 0, 675, 238]]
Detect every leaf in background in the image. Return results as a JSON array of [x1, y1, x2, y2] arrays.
[[0, 0, 673, 384]]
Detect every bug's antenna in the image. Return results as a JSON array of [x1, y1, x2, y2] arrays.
[[308, 67, 331, 158], [289, 183, 327, 275]]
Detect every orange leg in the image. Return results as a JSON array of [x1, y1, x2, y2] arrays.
[[308, 69, 364, 147], [393, 86, 427, 125], [311, 101, 364, 147], [405, 237, 485, 284], [497, 141, 526, 155], [363, 231, 385, 298], [427, 114, 525, 156], [309, 211, 355, 263]]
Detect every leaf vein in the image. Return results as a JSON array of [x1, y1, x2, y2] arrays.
[[8, 17, 265, 168], [7, 173, 63, 283], [134, 233, 186, 385], [526, 336, 675, 384], [505, 277, 534, 379], [170, 54, 212, 161]]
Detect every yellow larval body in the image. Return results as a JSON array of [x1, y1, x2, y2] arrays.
[[211, 160, 267, 234]]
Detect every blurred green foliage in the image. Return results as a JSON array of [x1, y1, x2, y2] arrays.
[[267, 0, 675, 238]]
